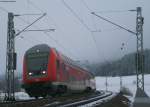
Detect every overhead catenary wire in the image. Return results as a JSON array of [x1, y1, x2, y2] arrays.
[[81, 0, 131, 33], [26, 0, 60, 34], [18, 34, 38, 46], [0, 10, 54, 48], [80, 0, 92, 12], [25, 0, 83, 60], [0, 1, 16, 2], [15, 13, 46, 36], [0, 6, 41, 45], [22, 29, 55, 32], [1, 0, 80, 62], [80, 0, 136, 34], [61, 0, 92, 32], [74, 0, 136, 64], [0, 0, 78, 60], [80, 0, 119, 63], [91, 12, 136, 35], [27, 0, 44, 13], [80, 0, 135, 34], [80, 0, 100, 32], [15, 13, 44, 16], [78, 0, 107, 60], [26, 0, 80, 40], [26, 0, 57, 31], [15, 16, 48, 43], [95, 10, 132, 14], [94, 9, 136, 14], [81, 0, 118, 33], [26, 0, 61, 30], [62, 0, 101, 60], [90, 10, 137, 63], [16, 12, 78, 59], [0, 6, 9, 13]]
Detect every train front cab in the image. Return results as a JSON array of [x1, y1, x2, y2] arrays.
[[22, 45, 58, 97]]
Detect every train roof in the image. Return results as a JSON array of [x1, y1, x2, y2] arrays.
[[25, 44, 50, 55], [25, 44, 94, 77]]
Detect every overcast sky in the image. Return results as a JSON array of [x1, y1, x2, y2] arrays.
[[0, 0, 150, 75]]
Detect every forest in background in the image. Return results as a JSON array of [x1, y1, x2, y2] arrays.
[[89, 49, 150, 76]]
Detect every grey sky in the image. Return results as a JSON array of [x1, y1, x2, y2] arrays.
[[0, 0, 150, 75]]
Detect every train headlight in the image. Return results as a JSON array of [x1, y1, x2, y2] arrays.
[[42, 71, 46, 74], [29, 72, 33, 76]]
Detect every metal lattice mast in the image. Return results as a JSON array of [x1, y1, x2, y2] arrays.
[[91, 7, 145, 91], [4, 12, 47, 101], [136, 7, 144, 91], [5, 12, 16, 101]]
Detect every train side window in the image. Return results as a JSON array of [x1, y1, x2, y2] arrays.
[[56, 59, 60, 70]]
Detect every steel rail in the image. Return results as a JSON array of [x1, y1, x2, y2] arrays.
[[44, 91, 115, 107], [60, 92, 113, 107], [0, 91, 115, 107]]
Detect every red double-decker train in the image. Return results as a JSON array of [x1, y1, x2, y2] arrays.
[[22, 44, 96, 98]]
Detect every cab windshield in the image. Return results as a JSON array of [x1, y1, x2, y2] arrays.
[[26, 52, 49, 76]]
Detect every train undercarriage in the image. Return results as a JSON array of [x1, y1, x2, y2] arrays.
[[22, 82, 93, 98]]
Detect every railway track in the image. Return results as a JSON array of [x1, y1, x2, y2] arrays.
[[0, 91, 129, 107], [0, 97, 54, 107], [44, 91, 115, 107]]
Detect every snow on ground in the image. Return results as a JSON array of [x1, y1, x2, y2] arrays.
[[0, 92, 33, 101], [95, 74, 150, 99], [15, 92, 34, 100], [1, 75, 150, 101]]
